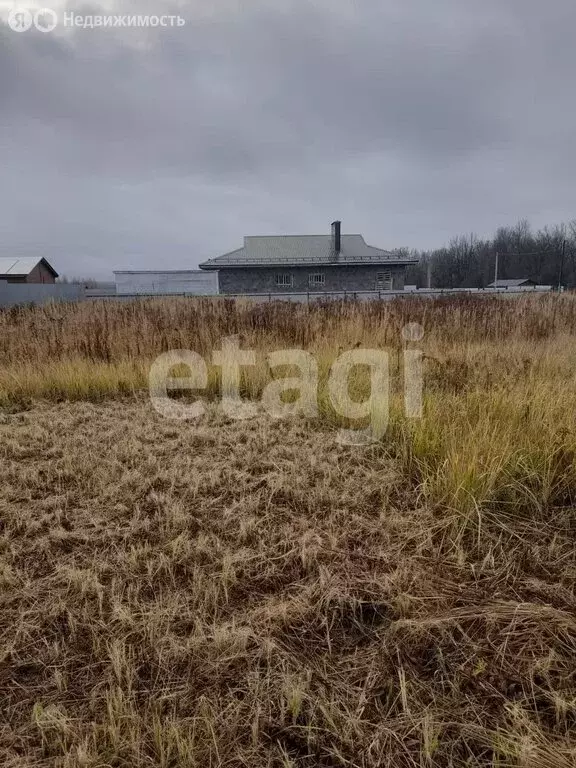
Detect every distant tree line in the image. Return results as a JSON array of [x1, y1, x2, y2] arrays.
[[58, 276, 110, 288], [403, 219, 576, 289]]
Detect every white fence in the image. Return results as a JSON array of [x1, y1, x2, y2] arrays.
[[114, 270, 218, 296]]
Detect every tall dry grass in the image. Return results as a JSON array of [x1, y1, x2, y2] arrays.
[[1, 294, 576, 367], [0, 293, 575, 404], [1, 294, 575, 514]]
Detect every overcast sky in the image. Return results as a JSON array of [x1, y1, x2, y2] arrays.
[[1, 0, 575, 278]]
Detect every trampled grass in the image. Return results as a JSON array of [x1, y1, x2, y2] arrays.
[[0, 294, 575, 766]]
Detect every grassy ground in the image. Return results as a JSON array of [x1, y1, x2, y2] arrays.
[[0, 295, 575, 766]]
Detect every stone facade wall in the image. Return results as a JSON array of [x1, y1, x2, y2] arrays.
[[217, 265, 406, 294]]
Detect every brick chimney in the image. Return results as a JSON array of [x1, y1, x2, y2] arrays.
[[331, 220, 341, 254]]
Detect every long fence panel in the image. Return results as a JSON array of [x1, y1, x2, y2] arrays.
[[0, 282, 85, 308]]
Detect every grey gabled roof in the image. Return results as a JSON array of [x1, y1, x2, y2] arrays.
[[199, 235, 418, 269], [488, 278, 536, 288], [0, 257, 59, 278]]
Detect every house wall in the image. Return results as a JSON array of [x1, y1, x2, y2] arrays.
[[217, 265, 407, 294], [27, 263, 56, 284], [1, 264, 57, 284]]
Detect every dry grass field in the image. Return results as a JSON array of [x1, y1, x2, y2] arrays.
[[1, 295, 576, 767]]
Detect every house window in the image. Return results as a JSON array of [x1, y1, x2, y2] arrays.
[[308, 273, 325, 286], [275, 273, 293, 287], [376, 270, 392, 290]]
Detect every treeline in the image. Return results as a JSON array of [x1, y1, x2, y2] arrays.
[[58, 276, 112, 288], [404, 219, 576, 289]]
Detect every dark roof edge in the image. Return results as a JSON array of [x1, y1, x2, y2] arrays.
[[199, 258, 419, 270]]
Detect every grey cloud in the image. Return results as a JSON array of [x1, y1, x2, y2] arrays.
[[1, 0, 575, 276]]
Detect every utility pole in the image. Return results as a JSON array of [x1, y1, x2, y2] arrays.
[[426, 261, 432, 289], [558, 239, 566, 292], [494, 251, 499, 285]]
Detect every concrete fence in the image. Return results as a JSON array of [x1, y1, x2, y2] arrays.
[[0, 283, 557, 308], [215, 286, 555, 303], [87, 286, 556, 303]]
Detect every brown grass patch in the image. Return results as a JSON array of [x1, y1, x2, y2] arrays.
[[0, 398, 575, 766]]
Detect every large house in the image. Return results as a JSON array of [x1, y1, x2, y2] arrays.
[[0, 257, 58, 284], [199, 221, 418, 294]]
